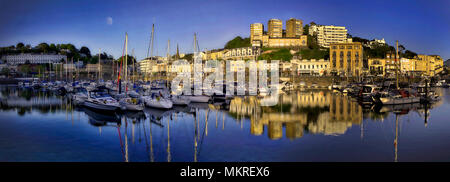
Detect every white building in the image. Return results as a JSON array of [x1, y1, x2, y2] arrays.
[[291, 59, 329, 75], [222, 47, 260, 60], [64, 64, 76, 71], [309, 25, 349, 48], [3, 53, 67, 65], [368, 38, 386, 48], [170, 60, 192, 73], [138, 57, 169, 74]]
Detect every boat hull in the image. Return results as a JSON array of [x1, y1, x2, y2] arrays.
[[144, 98, 173, 109], [187, 95, 210, 103], [172, 96, 191, 105], [83, 100, 119, 111], [380, 97, 420, 105]]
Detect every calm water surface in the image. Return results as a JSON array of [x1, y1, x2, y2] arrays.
[[0, 86, 449, 162]]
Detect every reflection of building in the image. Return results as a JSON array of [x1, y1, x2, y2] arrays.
[[330, 42, 363, 76], [228, 91, 363, 140]]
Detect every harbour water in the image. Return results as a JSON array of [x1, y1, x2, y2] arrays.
[[0, 86, 449, 162]]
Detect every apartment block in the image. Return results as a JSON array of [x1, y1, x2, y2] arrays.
[[329, 42, 363, 76], [309, 25, 349, 48]]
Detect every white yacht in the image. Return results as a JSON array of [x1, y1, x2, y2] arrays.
[[378, 90, 420, 105], [171, 95, 191, 105], [84, 91, 120, 111], [143, 93, 173, 109], [72, 87, 88, 105]]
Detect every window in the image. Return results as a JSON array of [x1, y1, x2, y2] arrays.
[[332, 51, 337, 68]]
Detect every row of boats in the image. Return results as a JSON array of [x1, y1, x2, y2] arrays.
[[19, 79, 225, 112], [331, 80, 443, 106]]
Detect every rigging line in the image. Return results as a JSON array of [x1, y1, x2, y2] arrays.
[[142, 118, 150, 161], [197, 109, 210, 156], [117, 33, 127, 89], [146, 27, 152, 59], [117, 126, 125, 162]]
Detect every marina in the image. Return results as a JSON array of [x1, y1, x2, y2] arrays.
[[0, 84, 449, 162]]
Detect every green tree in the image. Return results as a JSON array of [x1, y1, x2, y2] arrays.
[[224, 36, 251, 49], [403, 50, 417, 59], [16, 42, 24, 49], [80, 46, 91, 58], [1, 67, 10, 76], [49, 43, 57, 53], [258, 48, 292, 61], [37, 43, 50, 53], [297, 48, 329, 60], [303, 24, 310, 35]]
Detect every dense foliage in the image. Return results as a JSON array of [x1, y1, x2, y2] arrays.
[[224, 36, 251, 49], [0, 42, 114, 65], [258, 48, 292, 61], [297, 48, 329, 60]]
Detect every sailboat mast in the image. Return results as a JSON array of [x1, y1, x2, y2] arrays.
[[117, 32, 127, 94], [167, 39, 170, 83], [98, 48, 101, 83], [396, 40, 399, 89], [71, 57, 74, 82], [125, 33, 128, 93], [132, 48, 135, 84], [151, 24, 154, 59], [194, 33, 197, 54]]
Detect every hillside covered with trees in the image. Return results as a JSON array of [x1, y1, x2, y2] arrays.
[[0, 42, 114, 65]]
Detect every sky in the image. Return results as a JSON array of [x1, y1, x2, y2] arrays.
[[0, 0, 449, 60]]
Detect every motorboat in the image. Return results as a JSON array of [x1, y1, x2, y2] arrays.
[[358, 84, 381, 104], [72, 87, 88, 105], [171, 95, 191, 105], [377, 90, 420, 105], [83, 90, 120, 111], [187, 95, 210, 103], [143, 92, 173, 109], [83, 107, 120, 127], [119, 94, 144, 111], [416, 84, 440, 103]]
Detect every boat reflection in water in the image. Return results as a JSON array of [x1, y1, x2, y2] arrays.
[[83, 107, 120, 127], [0, 85, 449, 162]]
